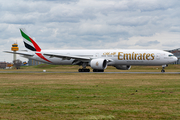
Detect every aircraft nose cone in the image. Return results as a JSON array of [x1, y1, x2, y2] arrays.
[[174, 56, 178, 61]]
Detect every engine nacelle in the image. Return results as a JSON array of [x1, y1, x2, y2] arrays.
[[114, 65, 131, 70], [90, 59, 107, 70]]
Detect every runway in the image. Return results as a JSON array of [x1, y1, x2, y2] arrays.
[[0, 71, 180, 74]]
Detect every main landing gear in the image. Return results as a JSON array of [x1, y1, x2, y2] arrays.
[[161, 64, 168, 73], [78, 63, 90, 72], [78, 68, 104, 72], [78, 63, 105, 72]]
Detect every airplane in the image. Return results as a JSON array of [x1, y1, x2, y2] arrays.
[[4, 28, 178, 72]]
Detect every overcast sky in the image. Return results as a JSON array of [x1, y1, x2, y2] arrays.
[[1, 0, 180, 62]]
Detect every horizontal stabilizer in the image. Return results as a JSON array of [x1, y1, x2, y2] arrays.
[[3, 51, 34, 56]]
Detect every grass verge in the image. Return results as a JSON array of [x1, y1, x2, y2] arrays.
[[0, 65, 179, 119]]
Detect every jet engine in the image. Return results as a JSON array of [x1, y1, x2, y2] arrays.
[[114, 65, 131, 70], [90, 59, 107, 70]]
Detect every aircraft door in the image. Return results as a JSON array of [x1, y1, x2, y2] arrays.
[[156, 53, 160, 60]]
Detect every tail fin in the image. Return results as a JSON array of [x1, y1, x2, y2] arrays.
[[20, 28, 41, 52]]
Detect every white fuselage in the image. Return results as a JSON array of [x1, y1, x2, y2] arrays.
[[23, 49, 177, 66]]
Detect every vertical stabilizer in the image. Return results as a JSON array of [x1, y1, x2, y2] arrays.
[[20, 28, 41, 52]]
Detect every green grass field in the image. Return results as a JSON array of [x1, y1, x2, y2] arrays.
[[0, 65, 180, 119]]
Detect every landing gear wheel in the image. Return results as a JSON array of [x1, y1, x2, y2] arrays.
[[78, 69, 82, 72], [86, 69, 90, 72], [93, 69, 104, 72], [78, 69, 90, 72]]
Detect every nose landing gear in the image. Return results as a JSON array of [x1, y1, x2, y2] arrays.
[[161, 64, 168, 73]]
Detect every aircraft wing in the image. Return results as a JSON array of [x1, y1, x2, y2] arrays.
[[44, 52, 114, 62], [43, 53, 91, 61], [3, 51, 34, 56]]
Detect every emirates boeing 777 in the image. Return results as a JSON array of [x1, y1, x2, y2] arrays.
[[4, 28, 178, 72]]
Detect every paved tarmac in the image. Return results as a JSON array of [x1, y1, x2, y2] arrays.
[[0, 71, 180, 74]]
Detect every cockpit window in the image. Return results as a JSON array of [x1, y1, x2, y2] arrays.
[[168, 54, 174, 57]]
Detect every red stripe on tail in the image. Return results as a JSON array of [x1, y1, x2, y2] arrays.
[[29, 37, 41, 52]]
